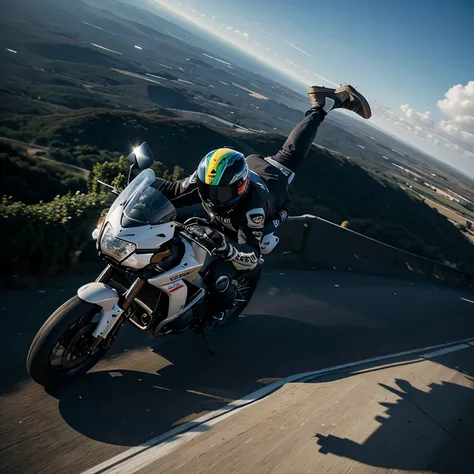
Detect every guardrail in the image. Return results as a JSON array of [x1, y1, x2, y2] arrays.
[[100, 207, 473, 291], [271, 214, 474, 292]]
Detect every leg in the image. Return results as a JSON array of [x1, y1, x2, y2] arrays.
[[272, 108, 325, 175], [203, 259, 237, 331], [273, 83, 371, 176]]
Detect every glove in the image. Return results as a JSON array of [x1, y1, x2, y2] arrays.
[[203, 228, 235, 260], [185, 225, 234, 259]]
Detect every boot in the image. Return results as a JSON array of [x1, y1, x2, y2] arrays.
[[308, 84, 371, 119]]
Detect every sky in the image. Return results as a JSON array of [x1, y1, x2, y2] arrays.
[[147, 0, 474, 177]]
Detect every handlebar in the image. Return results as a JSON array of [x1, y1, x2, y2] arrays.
[[175, 222, 216, 255], [183, 216, 211, 226]]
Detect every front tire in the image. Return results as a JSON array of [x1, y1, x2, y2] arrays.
[[27, 296, 110, 390]]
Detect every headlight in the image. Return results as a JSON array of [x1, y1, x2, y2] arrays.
[[92, 216, 106, 241], [100, 223, 136, 261]]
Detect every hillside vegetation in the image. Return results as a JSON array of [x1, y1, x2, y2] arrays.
[[2, 110, 474, 274]]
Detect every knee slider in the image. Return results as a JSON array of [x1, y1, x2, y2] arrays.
[[215, 275, 230, 292], [260, 232, 279, 255]]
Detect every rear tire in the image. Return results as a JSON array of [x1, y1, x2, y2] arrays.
[[27, 296, 109, 390], [221, 266, 262, 326]]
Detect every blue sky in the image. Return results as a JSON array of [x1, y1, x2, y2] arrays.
[[151, 0, 474, 176], [167, 0, 473, 115]]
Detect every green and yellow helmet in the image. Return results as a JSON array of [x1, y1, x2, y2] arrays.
[[196, 147, 250, 211]]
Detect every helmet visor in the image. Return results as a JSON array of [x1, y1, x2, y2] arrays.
[[198, 178, 248, 210]]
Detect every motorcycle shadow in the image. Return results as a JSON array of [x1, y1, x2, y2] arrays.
[[52, 311, 387, 447], [52, 368, 224, 446]]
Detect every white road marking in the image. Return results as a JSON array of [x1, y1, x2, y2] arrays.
[[83, 21, 104, 31], [81, 337, 474, 474], [423, 344, 469, 359], [461, 297, 474, 304], [202, 53, 232, 66], [145, 73, 168, 81], [90, 43, 122, 55]]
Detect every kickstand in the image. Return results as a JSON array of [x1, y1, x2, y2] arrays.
[[200, 329, 215, 355]]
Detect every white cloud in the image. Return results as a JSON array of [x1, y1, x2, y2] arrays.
[[400, 104, 434, 128], [233, 29, 249, 38], [434, 82, 474, 149], [451, 115, 474, 134], [437, 81, 474, 123], [375, 81, 474, 176], [437, 120, 474, 146]]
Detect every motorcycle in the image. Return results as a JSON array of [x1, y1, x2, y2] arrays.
[[27, 143, 269, 390]]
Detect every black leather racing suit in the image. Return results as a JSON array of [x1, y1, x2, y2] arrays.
[[157, 159, 290, 270], [158, 108, 325, 314]]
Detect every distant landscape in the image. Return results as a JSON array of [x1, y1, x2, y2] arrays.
[[2, 0, 474, 277]]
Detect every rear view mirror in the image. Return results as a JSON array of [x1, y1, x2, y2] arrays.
[[127, 142, 154, 170]]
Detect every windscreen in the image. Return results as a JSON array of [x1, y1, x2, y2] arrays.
[[121, 178, 176, 227], [106, 168, 156, 220]]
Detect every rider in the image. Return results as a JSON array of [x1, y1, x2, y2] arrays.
[[158, 84, 371, 329]]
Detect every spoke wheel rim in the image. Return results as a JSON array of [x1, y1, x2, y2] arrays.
[[224, 276, 252, 320], [49, 312, 100, 375]]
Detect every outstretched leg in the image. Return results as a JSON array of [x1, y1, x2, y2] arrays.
[[258, 84, 372, 246], [271, 108, 325, 177], [271, 84, 372, 177]]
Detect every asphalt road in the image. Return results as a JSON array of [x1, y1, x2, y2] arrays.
[[1, 269, 473, 474]]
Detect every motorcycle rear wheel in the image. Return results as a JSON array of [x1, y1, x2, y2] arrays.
[[27, 296, 111, 390], [220, 267, 262, 327]]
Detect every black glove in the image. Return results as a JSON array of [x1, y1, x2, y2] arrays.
[[185, 225, 234, 259], [203, 228, 234, 259]]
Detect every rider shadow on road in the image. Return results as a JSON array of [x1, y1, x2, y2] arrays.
[[313, 351, 474, 474]]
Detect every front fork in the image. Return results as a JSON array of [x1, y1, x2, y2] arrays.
[[79, 265, 147, 348]]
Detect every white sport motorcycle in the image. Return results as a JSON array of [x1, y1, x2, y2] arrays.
[[27, 143, 274, 390]]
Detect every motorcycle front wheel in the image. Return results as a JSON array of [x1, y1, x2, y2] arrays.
[[27, 296, 112, 390]]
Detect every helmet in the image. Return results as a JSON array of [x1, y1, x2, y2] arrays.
[[196, 148, 250, 212]]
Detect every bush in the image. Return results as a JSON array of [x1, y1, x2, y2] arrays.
[[457, 262, 474, 274], [0, 193, 106, 276], [343, 218, 444, 261], [88, 156, 129, 193]]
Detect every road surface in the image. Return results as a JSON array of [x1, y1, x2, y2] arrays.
[[135, 344, 474, 474], [1, 269, 473, 473]]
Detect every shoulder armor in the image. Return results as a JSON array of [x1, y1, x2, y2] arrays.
[[246, 207, 265, 228]]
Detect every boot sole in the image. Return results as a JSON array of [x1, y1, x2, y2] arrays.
[[337, 85, 372, 119], [308, 86, 336, 95]]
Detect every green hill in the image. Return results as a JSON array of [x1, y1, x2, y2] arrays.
[[2, 108, 473, 268]]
